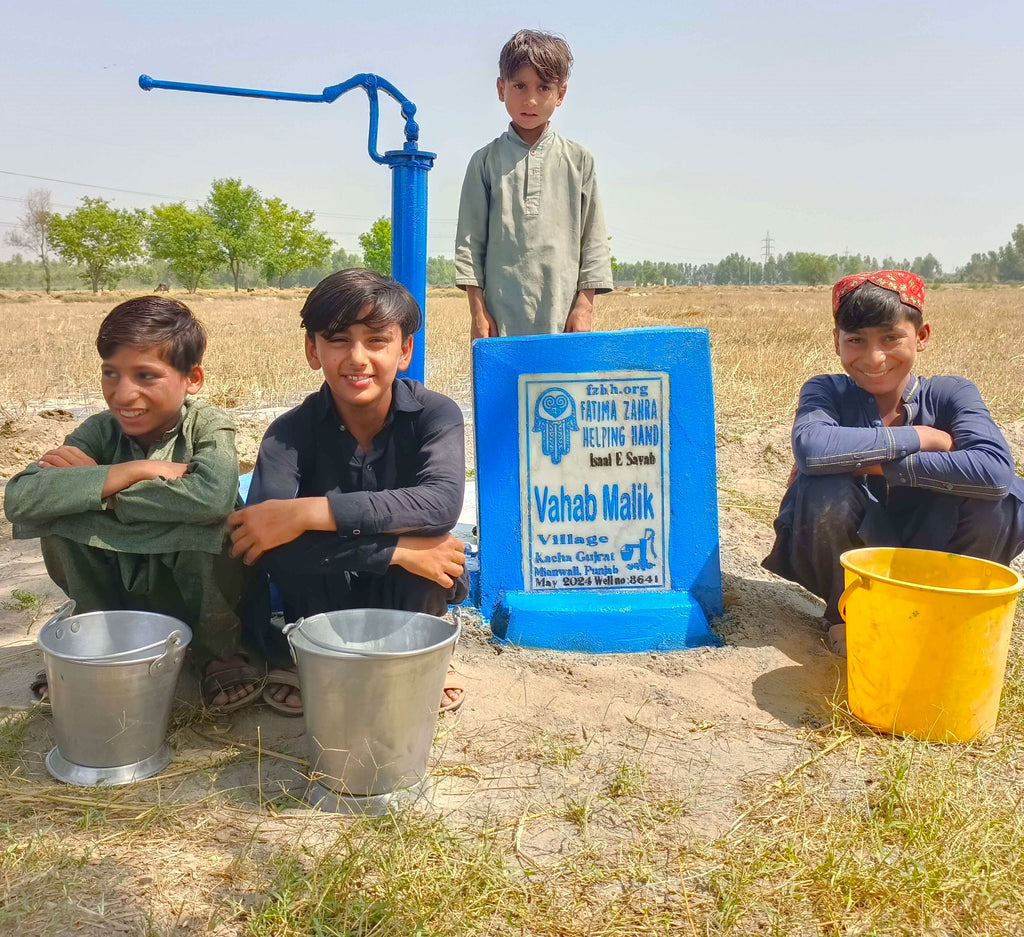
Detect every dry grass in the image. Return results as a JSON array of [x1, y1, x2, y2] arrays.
[[1, 285, 1024, 934], [2, 284, 1023, 428]]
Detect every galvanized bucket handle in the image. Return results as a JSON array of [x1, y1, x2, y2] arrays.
[[44, 600, 187, 674], [282, 617, 376, 663], [41, 599, 76, 630]]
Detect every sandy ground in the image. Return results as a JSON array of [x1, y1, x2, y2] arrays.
[[0, 410, 846, 834], [0, 408, 1022, 933]]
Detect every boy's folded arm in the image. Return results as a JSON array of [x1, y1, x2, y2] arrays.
[[882, 381, 1017, 499], [792, 379, 920, 474], [3, 462, 110, 524], [4, 413, 125, 523], [111, 419, 240, 525]]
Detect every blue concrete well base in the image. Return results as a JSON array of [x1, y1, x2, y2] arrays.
[[473, 328, 723, 653], [493, 589, 719, 653]]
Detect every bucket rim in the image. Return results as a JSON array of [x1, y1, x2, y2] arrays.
[[286, 611, 460, 659], [37, 609, 193, 663], [840, 546, 1024, 597]]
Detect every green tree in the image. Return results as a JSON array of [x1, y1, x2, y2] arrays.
[[426, 255, 456, 287], [147, 203, 224, 293], [331, 247, 363, 270], [258, 197, 334, 288], [789, 252, 834, 286], [358, 216, 391, 275], [205, 178, 264, 291], [4, 189, 55, 292], [910, 253, 942, 280], [49, 197, 146, 292]]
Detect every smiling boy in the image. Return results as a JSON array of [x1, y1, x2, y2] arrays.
[[762, 270, 1024, 655], [455, 29, 613, 337], [230, 269, 467, 715], [4, 297, 257, 711]]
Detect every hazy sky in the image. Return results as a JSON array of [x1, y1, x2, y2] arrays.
[[2, 0, 1021, 270]]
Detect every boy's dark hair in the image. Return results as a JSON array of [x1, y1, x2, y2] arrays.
[[834, 282, 924, 332], [300, 268, 421, 340], [499, 29, 573, 84], [96, 296, 207, 374]]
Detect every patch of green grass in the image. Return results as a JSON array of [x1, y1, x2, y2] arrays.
[[687, 733, 1024, 935], [604, 760, 648, 800], [0, 710, 37, 770], [523, 729, 586, 769], [1, 588, 45, 615]]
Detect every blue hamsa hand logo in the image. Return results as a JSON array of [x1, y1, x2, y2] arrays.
[[533, 387, 578, 465]]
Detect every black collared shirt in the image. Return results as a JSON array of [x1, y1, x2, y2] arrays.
[[248, 379, 465, 574]]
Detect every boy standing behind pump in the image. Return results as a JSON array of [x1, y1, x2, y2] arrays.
[[455, 29, 614, 338]]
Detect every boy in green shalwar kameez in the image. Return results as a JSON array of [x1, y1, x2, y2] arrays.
[[4, 296, 259, 712]]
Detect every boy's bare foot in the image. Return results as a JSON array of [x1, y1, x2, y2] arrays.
[[263, 667, 465, 715], [30, 670, 50, 706], [202, 655, 262, 712], [440, 666, 465, 713], [826, 623, 847, 658], [263, 669, 303, 715]]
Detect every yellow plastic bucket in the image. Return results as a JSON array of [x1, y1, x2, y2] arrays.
[[839, 547, 1022, 741]]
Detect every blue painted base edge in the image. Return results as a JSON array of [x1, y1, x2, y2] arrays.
[[491, 590, 720, 653]]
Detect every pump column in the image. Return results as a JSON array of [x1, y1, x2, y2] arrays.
[[387, 147, 435, 384]]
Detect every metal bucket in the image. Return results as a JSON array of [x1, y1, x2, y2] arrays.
[[284, 608, 459, 810], [37, 602, 191, 785]]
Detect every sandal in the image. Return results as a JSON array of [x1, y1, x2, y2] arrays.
[[440, 666, 465, 714], [262, 668, 303, 717], [30, 670, 51, 711], [202, 657, 264, 714]]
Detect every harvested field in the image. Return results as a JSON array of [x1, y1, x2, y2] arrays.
[[0, 285, 1022, 935]]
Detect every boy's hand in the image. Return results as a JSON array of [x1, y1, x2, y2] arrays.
[[467, 285, 498, 340], [38, 445, 98, 469], [102, 460, 188, 498], [228, 497, 334, 565], [391, 534, 466, 588], [564, 289, 595, 333], [915, 426, 954, 452]]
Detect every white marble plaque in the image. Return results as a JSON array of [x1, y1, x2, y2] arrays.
[[519, 371, 670, 592]]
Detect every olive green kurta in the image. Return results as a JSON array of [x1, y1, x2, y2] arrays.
[[455, 124, 613, 336], [4, 400, 244, 666], [5, 399, 239, 554]]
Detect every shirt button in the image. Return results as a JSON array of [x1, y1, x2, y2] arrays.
[[855, 462, 862, 468], [352, 528, 361, 535], [900, 450, 907, 456], [899, 476, 907, 482]]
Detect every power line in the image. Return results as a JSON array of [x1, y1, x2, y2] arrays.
[[0, 168, 460, 225], [0, 169, 194, 201]]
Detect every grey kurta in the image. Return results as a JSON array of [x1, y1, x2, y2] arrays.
[[455, 124, 613, 336]]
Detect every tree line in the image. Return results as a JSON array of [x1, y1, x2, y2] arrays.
[[612, 225, 1024, 287], [7, 182, 1024, 291], [1, 183, 460, 293], [614, 252, 944, 287]]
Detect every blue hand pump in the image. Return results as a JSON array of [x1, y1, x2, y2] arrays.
[[139, 72, 434, 382]]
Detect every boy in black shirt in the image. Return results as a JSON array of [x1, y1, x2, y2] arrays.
[[230, 270, 467, 714]]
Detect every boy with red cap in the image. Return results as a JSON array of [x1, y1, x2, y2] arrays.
[[762, 270, 1024, 655]]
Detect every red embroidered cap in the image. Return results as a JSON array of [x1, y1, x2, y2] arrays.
[[832, 269, 925, 316]]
